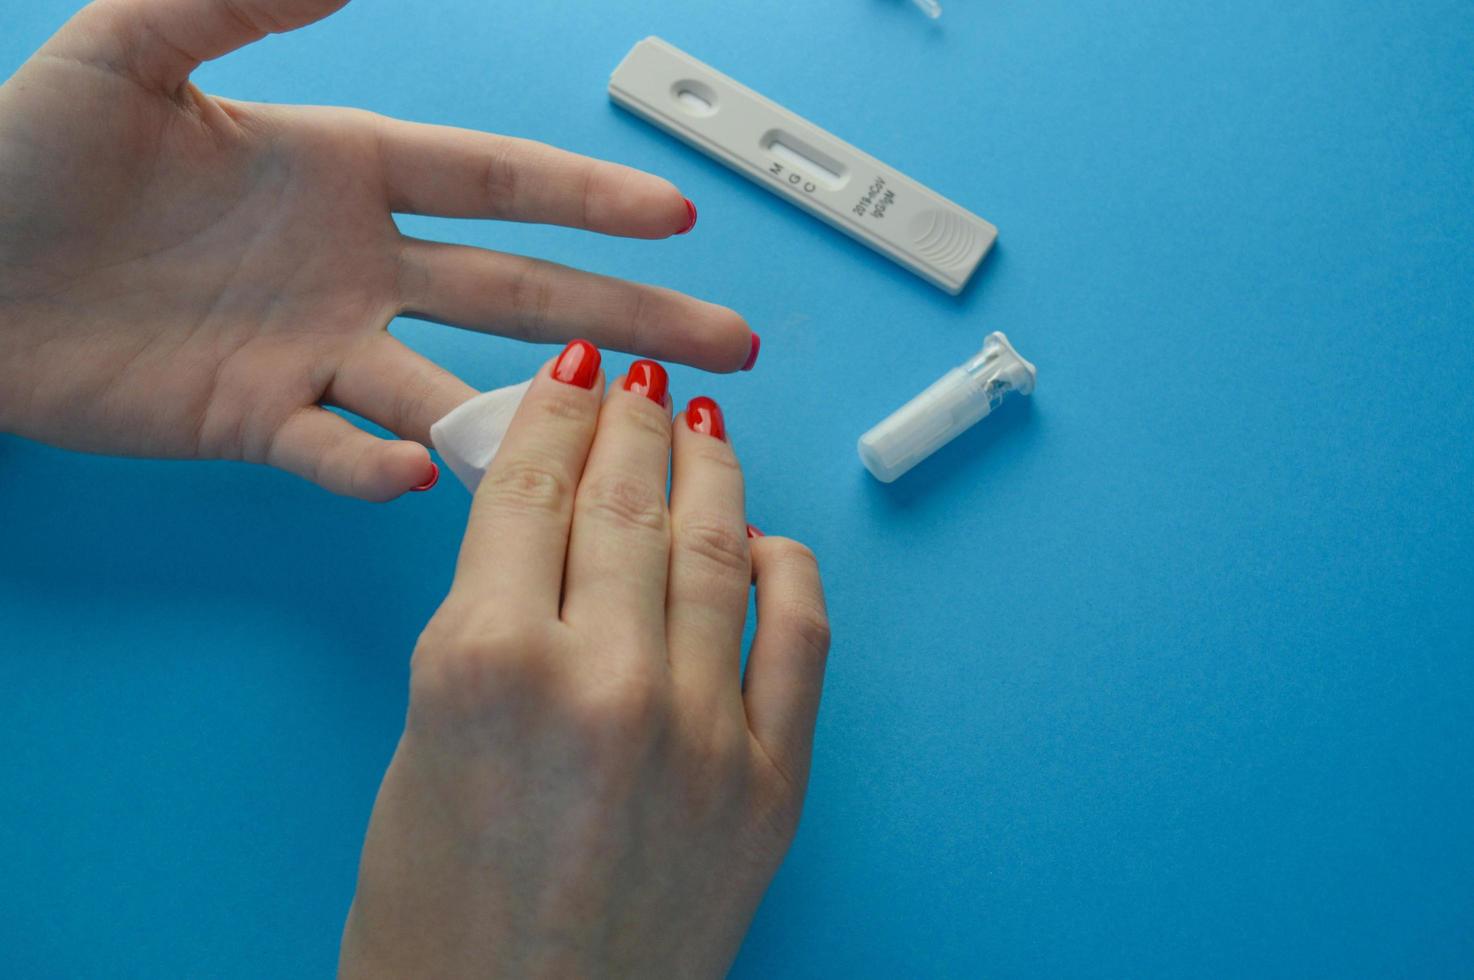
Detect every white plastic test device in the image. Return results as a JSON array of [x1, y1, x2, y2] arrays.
[[609, 38, 996, 294], [858, 332, 1036, 482]]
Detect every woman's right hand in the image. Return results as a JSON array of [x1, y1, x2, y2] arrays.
[[340, 341, 831, 977], [0, 0, 753, 501]]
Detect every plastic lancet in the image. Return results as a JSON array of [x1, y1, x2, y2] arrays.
[[858, 332, 1036, 483]]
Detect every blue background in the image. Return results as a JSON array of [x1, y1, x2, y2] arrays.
[[3, 0, 1472, 975]]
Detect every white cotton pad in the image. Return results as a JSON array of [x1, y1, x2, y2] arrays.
[[429, 379, 533, 491]]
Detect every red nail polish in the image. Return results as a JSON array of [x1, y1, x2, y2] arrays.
[[686, 396, 726, 440], [746, 524, 764, 539], [411, 462, 439, 492], [623, 359, 669, 405], [676, 198, 697, 235], [553, 339, 600, 389], [741, 332, 761, 372]]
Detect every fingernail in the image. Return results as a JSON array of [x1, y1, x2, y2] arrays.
[[686, 396, 726, 440], [623, 359, 669, 405], [411, 461, 439, 492], [553, 339, 600, 389], [746, 524, 764, 539], [741, 332, 761, 372], [676, 198, 698, 235]]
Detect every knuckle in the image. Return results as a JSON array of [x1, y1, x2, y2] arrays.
[[569, 674, 671, 746], [615, 281, 673, 355], [577, 160, 598, 229], [775, 597, 832, 660], [674, 513, 750, 576], [347, 440, 397, 502], [341, 107, 384, 134], [481, 140, 524, 218], [585, 164, 627, 225], [619, 396, 674, 441], [699, 718, 751, 774], [507, 260, 555, 331], [685, 440, 742, 475], [770, 538, 821, 575], [479, 458, 573, 516], [578, 473, 669, 534], [220, 0, 276, 36], [672, 727, 749, 819], [618, 284, 652, 347], [529, 385, 592, 424], [383, 369, 438, 433], [410, 607, 555, 712]]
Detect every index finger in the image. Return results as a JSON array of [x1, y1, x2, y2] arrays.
[[59, 0, 349, 92], [453, 340, 603, 616]]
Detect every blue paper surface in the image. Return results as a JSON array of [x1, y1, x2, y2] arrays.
[[2, 0, 1471, 975]]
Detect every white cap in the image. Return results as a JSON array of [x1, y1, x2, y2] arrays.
[[858, 331, 1036, 483]]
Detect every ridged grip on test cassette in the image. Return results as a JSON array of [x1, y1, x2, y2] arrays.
[[909, 209, 988, 273]]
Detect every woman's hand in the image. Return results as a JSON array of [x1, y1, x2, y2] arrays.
[[0, 0, 754, 500], [340, 342, 830, 977]]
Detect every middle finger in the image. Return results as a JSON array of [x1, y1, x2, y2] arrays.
[[561, 360, 675, 647]]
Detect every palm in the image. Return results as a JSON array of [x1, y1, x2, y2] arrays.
[[0, 0, 750, 499], [3, 56, 403, 460]]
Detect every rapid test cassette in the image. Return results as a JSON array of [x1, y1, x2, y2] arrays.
[[609, 37, 996, 295]]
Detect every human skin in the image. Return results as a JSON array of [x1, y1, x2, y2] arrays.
[[0, 0, 754, 500], [2, 3, 830, 975], [340, 344, 831, 976]]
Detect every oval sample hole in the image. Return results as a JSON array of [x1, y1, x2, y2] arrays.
[[677, 89, 713, 112], [671, 80, 717, 116]]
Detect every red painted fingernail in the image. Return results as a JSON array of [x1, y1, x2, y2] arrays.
[[741, 332, 761, 372], [623, 359, 669, 405], [686, 396, 726, 440], [676, 198, 697, 235], [411, 461, 439, 492], [553, 339, 600, 389], [746, 524, 764, 539]]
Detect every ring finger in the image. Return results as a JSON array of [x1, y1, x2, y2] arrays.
[[396, 240, 756, 374]]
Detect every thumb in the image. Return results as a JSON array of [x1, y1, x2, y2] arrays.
[[266, 406, 439, 502], [53, 0, 350, 92]]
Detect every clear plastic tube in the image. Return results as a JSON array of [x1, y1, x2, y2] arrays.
[[911, 0, 943, 19], [858, 332, 1035, 483]]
